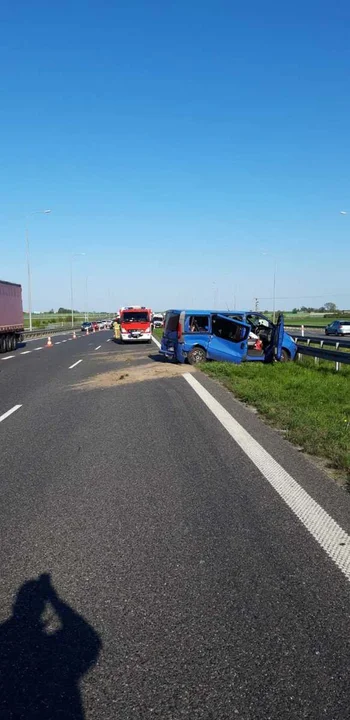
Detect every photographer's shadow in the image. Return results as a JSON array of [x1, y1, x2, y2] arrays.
[[0, 574, 101, 719]]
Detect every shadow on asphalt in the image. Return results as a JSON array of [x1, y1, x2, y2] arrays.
[[0, 573, 101, 719]]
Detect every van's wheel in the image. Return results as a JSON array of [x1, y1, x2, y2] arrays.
[[188, 346, 206, 365], [279, 349, 290, 362]]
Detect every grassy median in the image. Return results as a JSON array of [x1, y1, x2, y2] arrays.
[[201, 359, 350, 479]]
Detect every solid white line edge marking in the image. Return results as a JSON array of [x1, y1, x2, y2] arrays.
[[69, 359, 83, 370], [183, 372, 350, 583], [152, 336, 161, 349], [0, 405, 22, 423]]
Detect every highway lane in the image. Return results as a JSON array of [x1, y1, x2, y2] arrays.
[[0, 329, 117, 416], [2, 342, 350, 717]]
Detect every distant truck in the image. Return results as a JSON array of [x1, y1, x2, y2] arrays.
[[119, 306, 152, 343], [0, 280, 24, 352]]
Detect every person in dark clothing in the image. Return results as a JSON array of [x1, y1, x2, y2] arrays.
[[0, 573, 101, 720]]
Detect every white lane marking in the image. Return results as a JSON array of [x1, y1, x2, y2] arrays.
[[0, 405, 22, 423], [62, 340, 67, 343], [55, 341, 61, 345], [34, 347, 43, 351], [95, 345, 101, 350], [184, 373, 350, 584], [69, 359, 83, 370], [20, 351, 31, 355], [152, 336, 161, 349], [2, 355, 15, 360], [68, 338, 72, 341], [106, 339, 111, 342]]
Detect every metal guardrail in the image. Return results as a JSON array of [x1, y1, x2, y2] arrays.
[[23, 324, 81, 339], [295, 342, 350, 371], [292, 334, 350, 349]]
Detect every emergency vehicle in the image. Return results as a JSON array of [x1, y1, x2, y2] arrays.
[[119, 306, 153, 343]]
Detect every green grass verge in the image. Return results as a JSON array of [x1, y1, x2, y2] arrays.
[[200, 359, 350, 477], [153, 328, 163, 340]]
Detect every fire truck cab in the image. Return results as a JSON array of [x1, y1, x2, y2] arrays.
[[119, 306, 153, 343]]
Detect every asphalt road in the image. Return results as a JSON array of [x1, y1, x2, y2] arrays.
[[2, 330, 350, 719]]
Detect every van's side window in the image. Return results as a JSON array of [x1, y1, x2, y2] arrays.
[[186, 315, 209, 333], [212, 316, 245, 343]]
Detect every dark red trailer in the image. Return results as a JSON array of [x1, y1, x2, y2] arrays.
[[0, 280, 24, 352]]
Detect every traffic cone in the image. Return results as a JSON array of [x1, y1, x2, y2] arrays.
[[72, 331, 77, 339], [46, 336, 53, 348], [254, 339, 263, 351]]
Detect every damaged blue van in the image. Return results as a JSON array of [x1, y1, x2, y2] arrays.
[[160, 310, 296, 365]]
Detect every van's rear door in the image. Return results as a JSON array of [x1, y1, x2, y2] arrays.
[[207, 314, 250, 363], [160, 311, 180, 356], [265, 313, 284, 362]]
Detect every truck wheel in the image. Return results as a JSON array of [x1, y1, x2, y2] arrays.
[[11, 335, 17, 351], [0, 336, 6, 353], [188, 346, 206, 365]]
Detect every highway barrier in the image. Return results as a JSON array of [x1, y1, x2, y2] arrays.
[[294, 337, 350, 371], [23, 324, 81, 339]]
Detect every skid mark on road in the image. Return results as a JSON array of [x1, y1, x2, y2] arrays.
[[73, 361, 195, 390]]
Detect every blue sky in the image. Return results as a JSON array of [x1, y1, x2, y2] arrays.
[[1, 0, 350, 312]]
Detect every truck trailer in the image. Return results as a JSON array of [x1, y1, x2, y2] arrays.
[[0, 280, 24, 352]]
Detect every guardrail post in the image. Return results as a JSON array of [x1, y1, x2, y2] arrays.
[[307, 339, 310, 346], [301, 325, 304, 336], [335, 342, 341, 371]]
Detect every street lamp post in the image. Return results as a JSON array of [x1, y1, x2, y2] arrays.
[[25, 210, 51, 331], [70, 253, 86, 328]]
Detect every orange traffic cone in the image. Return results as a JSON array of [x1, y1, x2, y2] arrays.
[[72, 331, 77, 339], [46, 336, 53, 348]]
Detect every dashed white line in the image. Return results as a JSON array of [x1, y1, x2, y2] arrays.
[[0, 405, 22, 423], [34, 347, 43, 351], [184, 373, 350, 584], [20, 351, 31, 355], [95, 345, 101, 350], [55, 341, 61, 345], [106, 339, 111, 343], [69, 359, 83, 370], [2, 355, 15, 361], [62, 340, 67, 343], [152, 336, 161, 349]]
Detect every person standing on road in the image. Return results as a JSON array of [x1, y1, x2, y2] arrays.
[[113, 319, 121, 341]]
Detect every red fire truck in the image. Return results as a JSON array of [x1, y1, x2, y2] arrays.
[[119, 306, 153, 343]]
